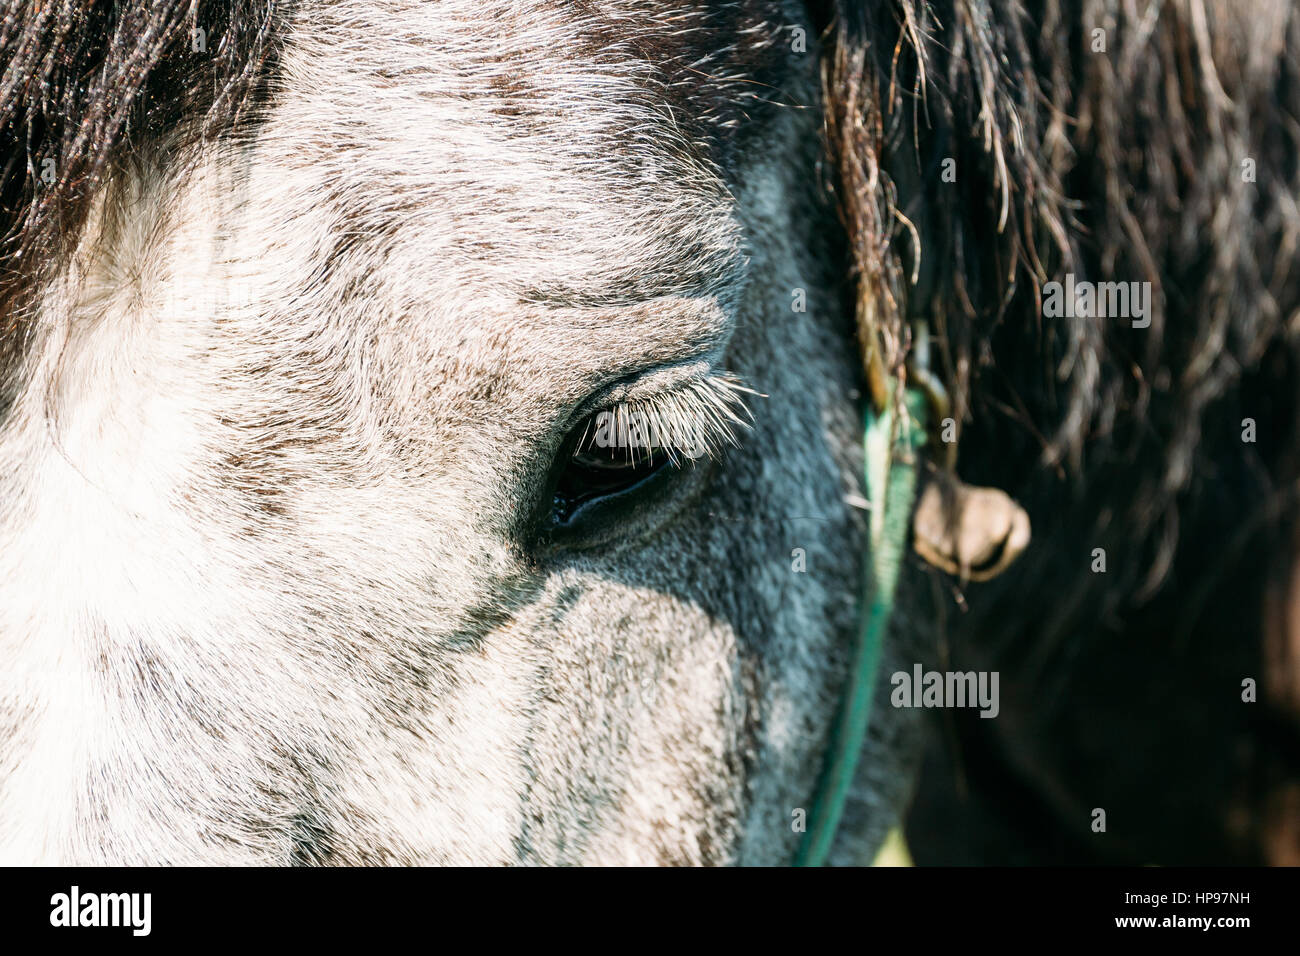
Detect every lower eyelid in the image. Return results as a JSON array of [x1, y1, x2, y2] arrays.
[[536, 451, 717, 554]]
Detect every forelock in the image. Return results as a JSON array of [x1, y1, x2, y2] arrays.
[[0, 1, 287, 324]]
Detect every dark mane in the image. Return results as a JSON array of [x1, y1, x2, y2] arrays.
[[0, 1, 285, 345], [816, 0, 1300, 652]]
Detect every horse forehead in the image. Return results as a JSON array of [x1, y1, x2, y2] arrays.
[[257, 0, 801, 341], [290, 0, 801, 170], [572, 0, 803, 156]]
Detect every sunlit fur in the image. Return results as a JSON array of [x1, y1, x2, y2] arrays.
[[0, 0, 923, 864]]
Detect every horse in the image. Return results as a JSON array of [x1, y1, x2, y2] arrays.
[[2, 0, 1296, 865]]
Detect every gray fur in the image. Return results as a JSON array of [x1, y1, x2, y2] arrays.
[[0, 0, 920, 864]]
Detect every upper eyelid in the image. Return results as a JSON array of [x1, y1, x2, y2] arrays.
[[563, 351, 735, 424], [581, 358, 719, 408]]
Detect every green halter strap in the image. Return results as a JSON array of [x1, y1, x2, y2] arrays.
[[794, 385, 928, 866]]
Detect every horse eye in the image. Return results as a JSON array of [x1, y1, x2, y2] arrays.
[[536, 408, 696, 551], [553, 438, 672, 522]]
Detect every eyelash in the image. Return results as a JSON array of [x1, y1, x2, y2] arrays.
[[573, 373, 759, 466]]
